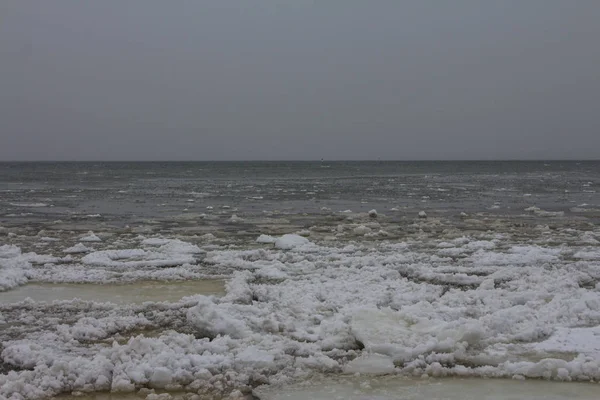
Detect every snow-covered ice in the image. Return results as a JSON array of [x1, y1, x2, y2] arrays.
[[2, 218, 600, 399]]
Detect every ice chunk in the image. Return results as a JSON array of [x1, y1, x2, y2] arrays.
[[9, 202, 48, 207], [236, 346, 275, 369], [257, 234, 277, 244], [186, 296, 248, 338], [141, 238, 173, 246], [82, 247, 195, 268], [0, 267, 29, 292], [80, 231, 102, 242], [0, 245, 22, 258], [344, 353, 395, 375], [200, 233, 217, 241], [256, 265, 289, 280], [368, 209, 378, 218], [534, 326, 600, 356], [574, 251, 600, 261], [525, 206, 565, 217], [419, 211, 427, 218], [351, 308, 485, 361], [63, 243, 92, 254], [0, 245, 29, 291], [274, 234, 311, 250], [39, 237, 60, 242], [470, 245, 561, 266], [229, 214, 244, 223], [351, 308, 411, 357], [157, 239, 201, 255], [150, 367, 173, 388], [353, 225, 372, 235]]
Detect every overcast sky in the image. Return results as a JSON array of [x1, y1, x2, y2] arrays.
[[1, 1, 599, 161]]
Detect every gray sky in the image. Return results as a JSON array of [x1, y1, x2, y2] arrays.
[[1, 1, 599, 161]]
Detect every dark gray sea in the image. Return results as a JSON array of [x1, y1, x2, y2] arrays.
[[1, 161, 598, 229]]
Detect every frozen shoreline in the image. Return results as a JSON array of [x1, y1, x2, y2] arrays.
[[1, 213, 600, 399]]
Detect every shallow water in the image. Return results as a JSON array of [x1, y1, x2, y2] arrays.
[[254, 376, 600, 400], [0, 280, 225, 305], [54, 394, 143, 400]]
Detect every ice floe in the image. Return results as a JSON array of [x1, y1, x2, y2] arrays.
[[63, 243, 92, 254]]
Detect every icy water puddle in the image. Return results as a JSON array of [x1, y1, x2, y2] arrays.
[[0, 280, 225, 305], [254, 376, 600, 400]]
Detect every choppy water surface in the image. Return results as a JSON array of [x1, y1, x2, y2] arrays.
[[1, 161, 599, 227], [1, 161, 599, 399]]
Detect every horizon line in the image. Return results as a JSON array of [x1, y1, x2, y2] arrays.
[[0, 158, 599, 163]]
